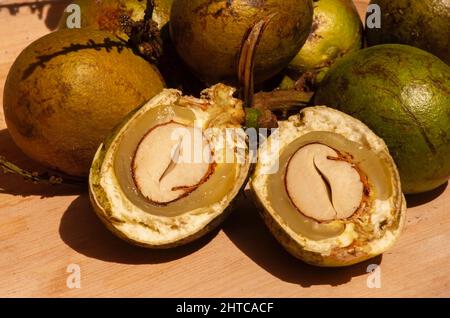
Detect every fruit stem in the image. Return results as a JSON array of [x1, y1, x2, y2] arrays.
[[253, 90, 313, 112], [237, 13, 277, 109], [0, 156, 85, 186], [237, 14, 313, 129], [143, 0, 155, 21], [121, 0, 162, 63]]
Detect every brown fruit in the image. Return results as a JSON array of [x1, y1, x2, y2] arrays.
[[169, 0, 314, 85], [3, 29, 164, 177]]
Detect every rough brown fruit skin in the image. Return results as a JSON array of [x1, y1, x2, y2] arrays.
[[3, 29, 165, 177], [59, 0, 202, 94], [366, 0, 450, 65], [315, 44, 450, 194], [169, 0, 314, 85], [59, 0, 173, 31]]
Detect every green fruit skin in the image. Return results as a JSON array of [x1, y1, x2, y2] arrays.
[[366, 0, 450, 65], [315, 44, 450, 194], [289, 0, 363, 79], [3, 29, 165, 177], [169, 0, 314, 85], [59, 0, 173, 32]]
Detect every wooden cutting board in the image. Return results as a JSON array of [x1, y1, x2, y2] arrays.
[[0, 0, 449, 298]]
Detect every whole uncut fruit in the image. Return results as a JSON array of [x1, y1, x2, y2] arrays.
[[315, 44, 450, 194], [169, 0, 314, 85], [288, 0, 363, 83], [366, 0, 450, 64], [3, 29, 165, 177]]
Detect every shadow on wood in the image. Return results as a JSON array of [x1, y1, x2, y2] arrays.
[[59, 194, 218, 264], [222, 192, 382, 287], [0, 0, 70, 31], [0, 129, 83, 197], [406, 182, 448, 208]]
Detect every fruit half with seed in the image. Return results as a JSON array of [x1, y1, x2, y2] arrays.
[[251, 107, 406, 267], [89, 84, 251, 248]]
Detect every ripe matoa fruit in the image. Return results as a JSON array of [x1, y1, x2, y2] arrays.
[[169, 0, 314, 85], [3, 29, 165, 176]]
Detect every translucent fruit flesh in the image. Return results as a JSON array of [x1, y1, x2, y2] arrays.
[[113, 104, 238, 217]]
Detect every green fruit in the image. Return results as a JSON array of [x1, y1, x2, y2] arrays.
[[315, 44, 450, 194], [289, 0, 363, 82], [366, 0, 450, 65], [169, 0, 314, 85], [3, 29, 165, 177], [59, 0, 173, 32]]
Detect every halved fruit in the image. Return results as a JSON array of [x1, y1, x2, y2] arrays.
[[89, 84, 251, 248], [251, 106, 406, 267]]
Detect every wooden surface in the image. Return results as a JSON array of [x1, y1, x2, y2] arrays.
[[0, 0, 449, 298]]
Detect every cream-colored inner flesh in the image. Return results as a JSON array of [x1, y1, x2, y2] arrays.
[[285, 144, 364, 222], [113, 105, 238, 217], [267, 132, 392, 241], [132, 122, 214, 204]]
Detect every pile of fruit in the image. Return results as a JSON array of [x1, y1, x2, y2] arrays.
[[1, 0, 449, 267]]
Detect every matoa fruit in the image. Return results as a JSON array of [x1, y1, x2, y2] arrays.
[[288, 0, 363, 84], [59, 0, 173, 32], [315, 44, 450, 194], [59, 0, 203, 95], [169, 0, 314, 85], [3, 29, 165, 177], [366, 0, 450, 65], [251, 107, 406, 267], [89, 84, 251, 248]]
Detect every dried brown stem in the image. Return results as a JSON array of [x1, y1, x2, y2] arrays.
[[237, 13, 277, 109], [0, 156, 85, 186], [121, 0, 162, 63], [253, 90, 313, 112]]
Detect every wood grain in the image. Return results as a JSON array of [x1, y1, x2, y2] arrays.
[[0, 0, 449, 298]]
